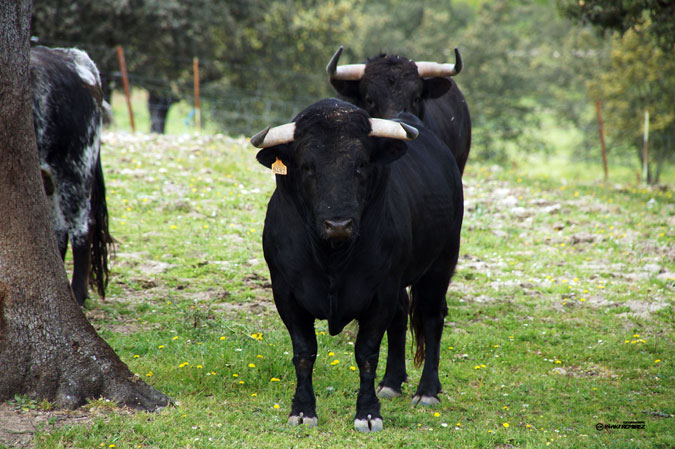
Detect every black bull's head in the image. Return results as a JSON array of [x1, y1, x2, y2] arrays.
[[252, 99, 418, 243], [326, 46, 463, 119]]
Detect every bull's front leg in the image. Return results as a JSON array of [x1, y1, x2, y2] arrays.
[[288, 324, 318, 427], [353, 304, 395, 433], [273, 286, 319, 427]]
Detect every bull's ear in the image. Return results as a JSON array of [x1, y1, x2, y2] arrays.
[[422, 77, 452, 99], [330, 79, 361, 102], [256, 145, 292, 169], [370, 139, 408, 165]]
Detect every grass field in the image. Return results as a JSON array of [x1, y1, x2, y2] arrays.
[[10, 126, 670, 449], [2, 100, 673, 448]]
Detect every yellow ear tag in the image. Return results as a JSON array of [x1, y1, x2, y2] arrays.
[[272, 157, 287, 175]]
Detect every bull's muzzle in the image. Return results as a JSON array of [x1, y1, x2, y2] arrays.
[[323, 218, 354, 241]]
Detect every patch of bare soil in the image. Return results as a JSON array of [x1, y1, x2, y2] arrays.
[[0, 402, 92, 448]]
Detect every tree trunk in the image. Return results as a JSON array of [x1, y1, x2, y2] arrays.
[[148, 90, 174, 134], [0, 1, 169, 411]]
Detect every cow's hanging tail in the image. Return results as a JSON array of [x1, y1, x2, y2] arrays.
[[88, 154, 114, 298], [409, 289, 426, 367]]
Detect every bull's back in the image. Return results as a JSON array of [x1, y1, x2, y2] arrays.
[[386, 116, 463, 282], [422, 81, 471, 174]]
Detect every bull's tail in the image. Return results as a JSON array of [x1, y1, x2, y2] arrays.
[[409, 288, 425, 368], [89, 154, 114, 298]]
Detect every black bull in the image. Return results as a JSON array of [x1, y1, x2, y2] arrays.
[[252, 99, 463, 432], [30, 46, 113, 305]]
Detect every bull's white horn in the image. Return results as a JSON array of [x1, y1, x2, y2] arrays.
[[416, 47, 463, 77], [250, 123, 296, 148], [327, 45, 366, 80], [332, 63, 366, 81], [369, 118, 418, 140]]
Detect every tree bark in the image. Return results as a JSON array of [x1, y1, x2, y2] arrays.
[[0, 0, 169, 410]]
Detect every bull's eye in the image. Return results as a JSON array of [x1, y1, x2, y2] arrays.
[[301, 164, 315, 177], [355, 162, 367, 177], [365, 94, 375, 109]]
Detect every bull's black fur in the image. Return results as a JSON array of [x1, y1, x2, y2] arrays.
[[30, 46, 113, 305], [256, 99, 463, 431], [330, 53, 472, 175]]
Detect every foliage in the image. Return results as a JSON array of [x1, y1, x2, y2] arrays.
[[557, 0, 675, 50], [31, 1, 229, 102], [24, 131, 674, 448], [205, 0, 363, 133], [586, 25, 675, 183]]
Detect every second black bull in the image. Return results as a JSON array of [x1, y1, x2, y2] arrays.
[[251, 98, 464, 432], [327, 46, 471, 175]]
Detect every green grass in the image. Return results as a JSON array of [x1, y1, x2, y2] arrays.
[[21, 101, 675, 448]]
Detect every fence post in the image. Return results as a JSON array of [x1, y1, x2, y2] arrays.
[[115, 45, 135, 133], [595, 101, 608, 181], [642, 110, 649, 184], [193, 57, 201, 133]]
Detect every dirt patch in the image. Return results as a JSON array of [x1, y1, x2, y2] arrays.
[[0, 402, 91, 448]]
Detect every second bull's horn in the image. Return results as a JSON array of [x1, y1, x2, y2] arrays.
[[326, 45, 366, 81], [369, 118, 418, 141], [415, 47, 463, 78], [250, 123, 296, 148]]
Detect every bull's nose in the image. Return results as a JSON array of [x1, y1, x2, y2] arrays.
[[323, 218, 354, 241]]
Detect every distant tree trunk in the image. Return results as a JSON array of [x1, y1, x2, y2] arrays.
[[0, 0, 170, 411], [148, 90, 174, 134]]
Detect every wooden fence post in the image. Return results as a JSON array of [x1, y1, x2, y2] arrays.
[[115, 45, 135, 133], [595, 101, 608, 181], [642, 110, 649, 184], [193, 57, 201, 133]]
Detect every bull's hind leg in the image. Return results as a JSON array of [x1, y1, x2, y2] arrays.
[[410, 243, 458, 406], [70, 233, 92, 306], [377, 288, 409, 398]]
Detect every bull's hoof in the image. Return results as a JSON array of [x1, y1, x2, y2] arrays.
[[411, 395, 440, 406], [354, 414, 383, 433], [288, 412, 317, 427], [376, 385, 401, 398]]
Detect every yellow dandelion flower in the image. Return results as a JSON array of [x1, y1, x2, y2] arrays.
[[158, 345, 165, 349], [350, 366, 356, 371], [239, 381, 245, 385], [330, 359, 340, 365], [133, 354, 140, 358], [555, 360, 562, 364], [270, 377, 281, 382], [146, 372, 153, 377], [274, 404, 280, 409], [172, 336, 179, 340], [328, 352, 335, 357], [655, 359, 661, 363], [170, 225, 177, 230], [251, 393, 257, 397], [220, 336, 226, 340], [248, 363, 256, 368], [434, 412, 440, 417], [503, 422, 510, 428], [196, 365, 203, 369]]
